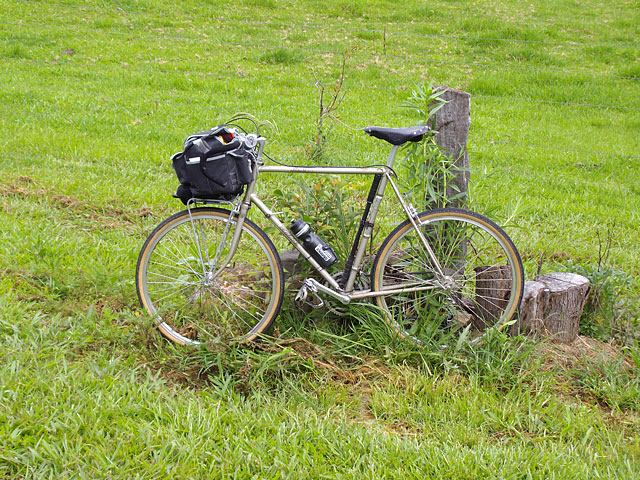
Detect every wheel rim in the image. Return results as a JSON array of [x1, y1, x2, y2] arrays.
[[139, 211, 280, 345], [374, 212, 522, 345]]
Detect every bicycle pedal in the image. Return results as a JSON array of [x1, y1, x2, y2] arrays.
[[306, 293, 324, 309], [295, 282, 324, 309]]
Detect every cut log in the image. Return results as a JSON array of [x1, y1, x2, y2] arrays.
[[513, 272, 590, 343], [280, 248, 307, 293]]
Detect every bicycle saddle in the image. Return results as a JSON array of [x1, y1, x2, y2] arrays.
[[363, 125, 429, 145]]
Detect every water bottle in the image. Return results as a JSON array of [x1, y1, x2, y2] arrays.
[[289, 219, 337, 268]]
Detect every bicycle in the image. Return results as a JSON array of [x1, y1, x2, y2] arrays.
[[136, 124, 524, 347]]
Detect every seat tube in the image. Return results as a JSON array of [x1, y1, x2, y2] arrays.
[[344, 172, 389, 292], [387, 145, 399, 168], [343, 145, 398, 291]]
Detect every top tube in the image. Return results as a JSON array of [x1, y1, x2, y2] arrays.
[[257, 144, 399, 173], [248, 131, 399, 172], [258, 165, 388, 175]]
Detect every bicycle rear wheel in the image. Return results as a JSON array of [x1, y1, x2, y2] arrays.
[[136, 207, 284, 345], [371, 208, 524, 345]]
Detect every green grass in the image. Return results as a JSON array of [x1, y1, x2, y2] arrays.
[[1, 0, 640, 477]]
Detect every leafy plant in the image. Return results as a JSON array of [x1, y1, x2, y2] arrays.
[[562, 227, 639, 345], [272, 176, 363, 265], [564, 259, 636, 343], [401, 82, 448, 124], [396, 83, 467, 209]]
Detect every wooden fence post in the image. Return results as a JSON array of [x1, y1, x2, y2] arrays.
[[431, 86, 471, 207]]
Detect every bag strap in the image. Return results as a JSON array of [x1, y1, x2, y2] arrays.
[[183, 127, 242, 188]]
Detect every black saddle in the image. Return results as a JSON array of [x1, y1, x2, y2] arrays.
[[364, 125, 429, 145]]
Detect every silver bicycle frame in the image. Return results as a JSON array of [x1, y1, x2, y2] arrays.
[[216, 140, 446, 304]]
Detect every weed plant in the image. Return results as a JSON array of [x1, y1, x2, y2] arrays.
[[397, 83, 467, 209], [562, 259, 639, 345]]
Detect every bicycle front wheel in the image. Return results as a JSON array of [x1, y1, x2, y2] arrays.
[[136, 207, 284, 346], [371, 208, 524, 345]]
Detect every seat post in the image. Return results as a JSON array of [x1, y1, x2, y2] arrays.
[[386, 145, 399, 168]]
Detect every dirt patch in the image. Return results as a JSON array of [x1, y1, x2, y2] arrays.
[[0, 175, 51, 197], [248, 336, 360, 385], [154, 360, 211, 390], [93, 297, 127, 314], [51, 194, 152, 228], [533, 335, 633, 372], [251, 336, 397, 387], [150, 332, 401, 399], [382, 419, 424, 437], [0, 175, 156, 228], [532, 335, 640, 417]]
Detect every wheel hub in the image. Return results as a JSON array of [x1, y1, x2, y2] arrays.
[[440, 275, 457, 290]]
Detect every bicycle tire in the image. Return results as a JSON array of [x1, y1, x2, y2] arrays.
[[136, 207, 284, 346], [371, 208, 524, 345]]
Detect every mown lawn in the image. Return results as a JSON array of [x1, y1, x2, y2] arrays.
[[1, 0, 639, 478]]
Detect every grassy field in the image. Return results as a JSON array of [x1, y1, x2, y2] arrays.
[[1, 0, 639, 477]]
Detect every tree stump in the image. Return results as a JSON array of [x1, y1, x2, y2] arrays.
[[537, 273, 590, 343], [431, 86, 471, 208], [509, 280, 549, 336], [513, 273, 590, 343]]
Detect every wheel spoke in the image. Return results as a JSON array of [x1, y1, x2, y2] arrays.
[[136, 208, 283, 345], [374, 210, 523, 345]]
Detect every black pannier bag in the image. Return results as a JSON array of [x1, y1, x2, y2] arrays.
[[171, 126, 255, 205]]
